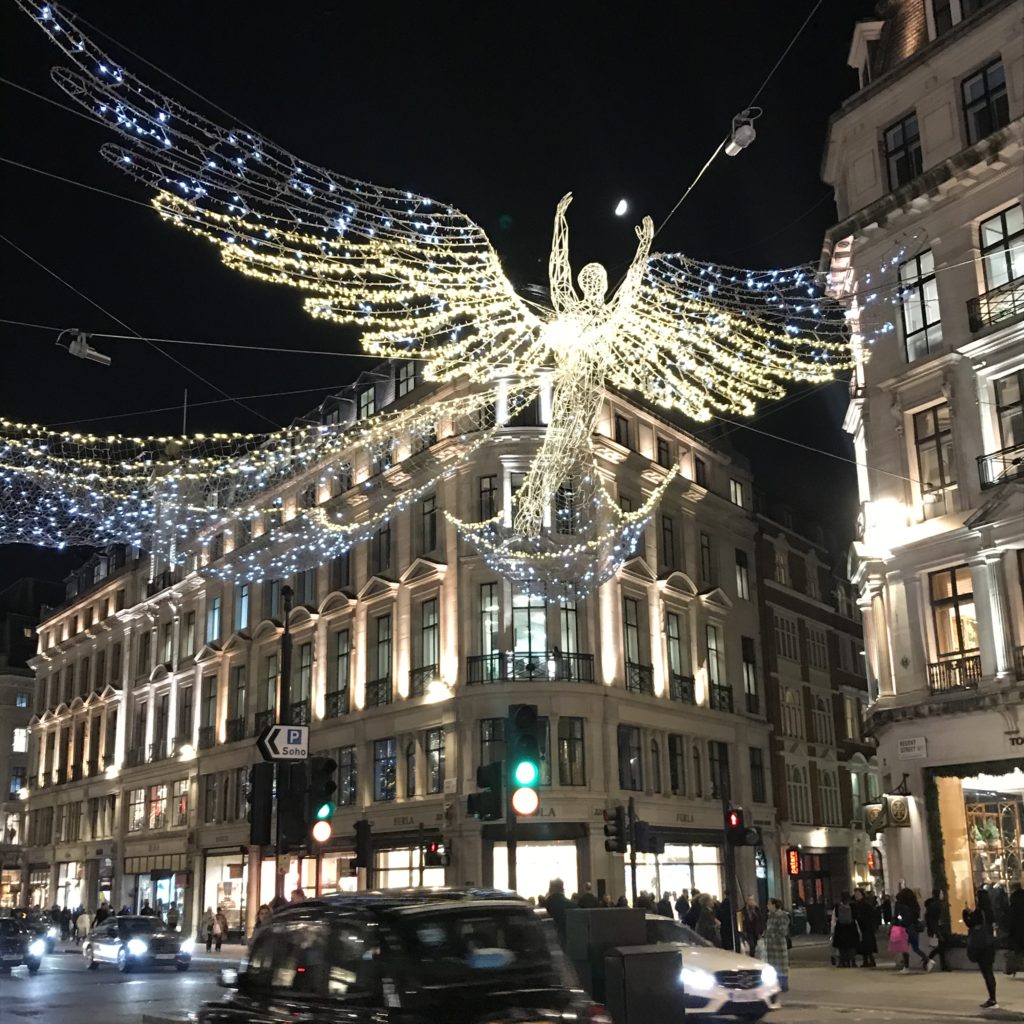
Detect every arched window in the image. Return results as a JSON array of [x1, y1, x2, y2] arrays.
[[783, 688, 804, 738], [650, 739, 661, 793], [405, 741, 416, 799]]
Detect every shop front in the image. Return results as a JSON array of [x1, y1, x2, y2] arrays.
[[1, 864, 23, 908], [627, 836, 725, 904], [28, 867, 49, 908], [55, 861, 84, 910], [202, 848, 248, 939], [784, 847, 850, 933], [124, 854, 188, 919], [481, 822, 588, 899]]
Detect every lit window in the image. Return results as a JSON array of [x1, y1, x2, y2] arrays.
[[12, 728, 28, 754], [774, 549, 789, 586], [729, 479, 744, 507], [396, 360, 416, 397], [735, 549, 750, 600], [979, 204, 1024, 292], [898, 250, 942, 361], [929, 565, 978, 659], [782, 688, 804, 738], [358, 386, 376, 419], [373, 739, 397, 802], [914, 404, 957, 516]]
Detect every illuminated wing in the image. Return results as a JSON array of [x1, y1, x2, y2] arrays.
[[609, 254, 850, 420], [19, 2, 543, 382]]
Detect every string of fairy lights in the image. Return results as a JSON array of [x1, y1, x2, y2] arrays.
[[4, 1, 855, 598]]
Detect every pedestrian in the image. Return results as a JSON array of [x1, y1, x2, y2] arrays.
[[891, 887, 931, 973], [674, 890, 690, 922], [165, 903, 180, 931], [615, 895, 629, 908], [851, 889, 877, 967], [75, 909, 91, 944], [214, 907, 228, 952], [880, 892, 893, 927], [94, 903, 109, 926], [964, 888, 998, 1009], [656, 892, 673, 918], [544, 879, 576, 946], [203, 906, 216, 952], [256, 903, 272, 927], [576, 882, 599, 909], [923, 888, 951, 971], [831, 892, 860, 967], [139, 900, 155, 917], [715, 896, 734, 951], [1006, 883, 1024, 977], [741, 895, 764, 958], [60, 906, 71, 941], [290, 887, 306, 903], [694, 894, 720, 945], [762, 898, 791, 992], [684, 894, 702, 930]]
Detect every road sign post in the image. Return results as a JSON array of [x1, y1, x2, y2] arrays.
[[275, 585, 294, 902]]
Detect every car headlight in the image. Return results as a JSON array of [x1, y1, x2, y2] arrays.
[[179, 938, 194, 955], [761, 964, 778, 987], [680, 966, 717, 992], [28, 939, 46, 957], [127, 939, 149, 956], [47, 927, 59, 938]]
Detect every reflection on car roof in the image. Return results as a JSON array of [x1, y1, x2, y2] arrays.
[[272, 887, 530, 917]]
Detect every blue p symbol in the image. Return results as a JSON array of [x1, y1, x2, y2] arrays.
[[287, 729, 301, 743]]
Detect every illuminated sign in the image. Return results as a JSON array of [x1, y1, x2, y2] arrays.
[[786, 847, 801, 876]]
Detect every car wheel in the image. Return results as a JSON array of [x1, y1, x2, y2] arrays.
[[117, 947, 131, 973], [86, 947, 98, 970], [27, 958, 41, 974], [175, 962, 190, 972]]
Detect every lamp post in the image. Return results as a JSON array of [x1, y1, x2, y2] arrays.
[[274, 584, 295, 902]]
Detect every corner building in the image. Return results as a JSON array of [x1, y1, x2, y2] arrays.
[[22, 366, 777, 937], [821, 0, 1024, 924]]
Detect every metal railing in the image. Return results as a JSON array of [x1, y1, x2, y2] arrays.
[[745, 691, 761, 715], [625, 661, 654, 695], [149, 741, 168, 762], [466, 650, 596, 685], [409, 664, 438, 697], [1014, 645, 1024, 681], [669, 673, 696, 704], [254, 709, 275, 734], [325, 689, 350, 718], [365, 678, 392, 708], [709, 683, 734, 713], [125, 746, 145, 767], [197, 725, 216, 750], [967, 275, 1024, 333], [928, 654, 982, 693], [225, 717, 246, 742], [289, 700, 310, 726], [978, 442, 1024, 489]]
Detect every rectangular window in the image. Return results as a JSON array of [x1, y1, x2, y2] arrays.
[[260, 654, 277, 713], [160, 623, 173, 665], [555, 481, 579, 536], [929, 565, 978, 658], [980, 204, 1024, 292], [694, 456, 708, 488], [127, 787, 146, 832], [137, 630, 151, 677], [617, 724, 643, 791], [995, 370, 1024, 450], [782, 687, 805, 738], [480, 718, 505, 766], [699, 532, 713, 585], [426, 728, 445, 794], [172, 779, 188, 826], [418, 598, 439, 673], [808, 627, 829, 671], [742, 636, 759, 714], [16, 692, 29, 709], [622, 597, 641, 664], [962, 60, 1009, 145], [812, 695, 835, 745], [655, 437, 672, 469], [750, 747, 766, 803], [233, 583, 250, 632], [9, 766, 25, 797], [328, 629, 350, 715], [898, 250, 942, 361], [613, 414, 630, 448], [421, 494, 438, 552], [729, 478, 744, 507], [228, 664, 246, 722], [148, 784, 167, 830], [205, 596, 222, 644], [479, 475, 498, 520], [933, 0, 953, 34], [237, 517, 253, 548], [513, 587, 547, 659], [338, 745, 357, 806], [372, 522, 391, 574], [200, 675, 217, 729], [883, 112, 922, 189], [181, 611, 195, 658], [774, 548, 789, 586], [358, 386, 376, 419], [396, 360, 416, 397], [295, 567, 316, 607], [708, 740, 730, 800], [265, 580, 282, 620], [735, 549, 750, 600], [480, 583, 499, 657], [293, 642, 312, 706], [668, 735, 685, 795], [557, 717, 585, 786], [666, 611, 689, 681], [202, 775, 218, 824], [373, 738, 397, 802], [367, 614, 392, 706], [914, 403, 957, 512], [660, 514, 676, 569], [329, 552, 350, 591], [560, 601, 579, 656], [706, 623, 723, 687], [774, 613, 800, 661]]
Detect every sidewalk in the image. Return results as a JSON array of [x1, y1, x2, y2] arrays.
[[786, 964, 1024, 1021]]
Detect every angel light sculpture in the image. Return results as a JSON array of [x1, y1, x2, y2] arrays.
[[4, 2, 850, 597]]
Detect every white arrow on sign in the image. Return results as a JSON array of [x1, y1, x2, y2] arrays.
[[257, 724, 309, 762]]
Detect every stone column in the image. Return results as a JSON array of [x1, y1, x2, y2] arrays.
[[900, 572, 929, 691], [971, 552, 1012, 677]]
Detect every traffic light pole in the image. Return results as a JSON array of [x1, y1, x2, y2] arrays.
[[628, 796, 637, 907], [418, 823, 425, 887], [722, 791, 740, 953], [506, 783, 517, 893], [274, 585, 295, 902]]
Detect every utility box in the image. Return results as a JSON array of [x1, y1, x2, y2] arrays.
[[603, 945, 687, 1024], [565, 908, 646, 1002]]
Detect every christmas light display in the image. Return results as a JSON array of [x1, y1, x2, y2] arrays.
[[8, 2, 852, 598]]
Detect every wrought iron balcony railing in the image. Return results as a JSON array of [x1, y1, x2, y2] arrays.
[[197, 725, 216, 750], [288, 700, 310, 726], [254, 709, 275, 734], [978, 442, 1024, 489], [125, 746, 145, 768], [409, 663, 439, 697], [149, 741, 168, 762], [365, 678, 392, 708], [325, 689, 350, 718], [967, 275, 1024, 333], [625, 661, 654, 695], [669, 673, 696, 704], [928, 654, 982, 693], [225, 717, 246, 743], [466, 650, 596, 685], [709, 683, 735, 713]]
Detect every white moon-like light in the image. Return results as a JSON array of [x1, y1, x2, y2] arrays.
[[614, 198, 628, 216]]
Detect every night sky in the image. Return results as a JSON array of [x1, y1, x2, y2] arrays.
[[0, 0, 877, 589]]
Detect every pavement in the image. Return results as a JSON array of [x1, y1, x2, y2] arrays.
[[4, 939, 1023, 1023]]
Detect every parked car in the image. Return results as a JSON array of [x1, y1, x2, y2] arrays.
[[10, 909, 57, 953], [0, 917, 44, 973], [646, 914, 782, 1020], [203, 887, 611, 1023], [83, 915, 193, 972]]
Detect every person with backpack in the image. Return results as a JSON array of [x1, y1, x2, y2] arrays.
[[831, 893, 860, 967], [964, 889, 998, 1009]]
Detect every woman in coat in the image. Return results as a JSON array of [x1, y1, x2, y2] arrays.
[[851, 889, 878, 967], [964, 889, 997, 1009], [694, 893, 720, 946], [762, 898, 791, 992], [893, 888, 931, 973]]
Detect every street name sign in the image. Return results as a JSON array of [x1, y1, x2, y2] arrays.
[[257, 725, 309, 762]]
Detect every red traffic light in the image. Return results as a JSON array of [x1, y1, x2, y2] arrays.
[[728, 811, 740, 828]]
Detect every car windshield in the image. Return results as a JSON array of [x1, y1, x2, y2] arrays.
[[0, 919, 25, 935], [121, 919, 168, 937], [649, 917, 713, 947], [393, 906, 570, 990]]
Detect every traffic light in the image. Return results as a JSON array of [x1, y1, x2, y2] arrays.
[[633, 819, 665, 855], [604, 804, 628, 854], [352, 819, 373, 869], [278, 762, 309, 851], [246, 762, 273, 846], [424, 839, 450, 867], [506, 703, 541, 817], [467, 761, 504, 821], [307, 756, 338, 845], [725, 805, 762, 846]]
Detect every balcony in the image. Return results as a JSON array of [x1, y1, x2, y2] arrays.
[[978, 442, 1024, 489], [86, 759, 99, 777], [325, 689, 350, 718], [288, 700, 310, 726], [225, 717, 246, 743], [254, 709, 275, 734], [668, 673, 696, 704], [1014, 645, 1024, 681], [967, 275, 1024, 333], [149, 741, 168, 763], [125, 746, 145, 768], [928, 654, 982, 694], [197, 725, 216, 751], [466, 651, 596, 685], [625, 661, 654, 695], [365, 677, 392, 707], [409, 663, 439, 697], [709, 683, 734, 713]]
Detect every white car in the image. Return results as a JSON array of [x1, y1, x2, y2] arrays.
[[646, 914, 782, 1020]]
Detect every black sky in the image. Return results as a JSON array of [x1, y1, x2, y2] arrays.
[[0, 0, 876, 588]]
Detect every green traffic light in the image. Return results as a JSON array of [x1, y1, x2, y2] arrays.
[[315, 801, 335, 820], [513, 760, 539, 787]]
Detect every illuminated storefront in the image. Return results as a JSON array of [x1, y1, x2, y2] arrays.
[[56, 861, 83, 910], [125, 854, 188, 918], [1, 866, 23, 907], [628, 842, 723, 902], [492, 841, 579, 900], [202, 850, 248, 935], [28, 867, 49, 908]]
